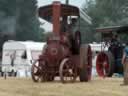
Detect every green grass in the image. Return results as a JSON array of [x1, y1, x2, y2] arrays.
[[0, 77, 128, 96]]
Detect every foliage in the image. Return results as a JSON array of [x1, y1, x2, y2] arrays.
[[0, 0, 16, 35], [15, 0, 41, 41], [79, 17, 94, 43], [81, 0, 128, 42], [0, 0, 16, 51], [0, 0, 46, 52]]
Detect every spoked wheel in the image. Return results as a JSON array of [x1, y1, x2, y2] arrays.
[[31, 60, 44, 82], [59, 58, 77, 83], [79, 45, 92, 82], [96, 52, 114, 77]]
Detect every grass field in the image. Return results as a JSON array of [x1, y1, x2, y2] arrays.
[[0, 77, 128, 96]]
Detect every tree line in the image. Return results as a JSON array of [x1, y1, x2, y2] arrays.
[[0, 0, 44, 40], [0, 0, 45, 52], [1, 0, 128, 48], [81, 0, 128, 43]]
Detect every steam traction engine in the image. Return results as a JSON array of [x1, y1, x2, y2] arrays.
[[95, 26, 128, 77], [31, 1, 92, 83]]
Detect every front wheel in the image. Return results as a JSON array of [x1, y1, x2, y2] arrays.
[[59, 58, 77, 83], [31, 60, 43, 82]]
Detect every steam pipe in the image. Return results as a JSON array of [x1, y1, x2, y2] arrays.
[[53, 1, 61, 35]]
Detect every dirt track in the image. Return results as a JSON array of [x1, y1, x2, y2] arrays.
[[0, 77, 128, 96]]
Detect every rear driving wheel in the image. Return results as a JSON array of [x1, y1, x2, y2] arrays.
[[79, 45, 92, 82], [96, 52, 114, 77]]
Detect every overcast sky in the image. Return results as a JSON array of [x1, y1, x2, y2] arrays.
[[37, 0, 85, 8]]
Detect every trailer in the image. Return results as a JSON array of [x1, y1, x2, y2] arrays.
[[1, 40, 45, 77]]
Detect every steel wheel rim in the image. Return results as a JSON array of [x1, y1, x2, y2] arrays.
[[87, 45, 92, 80], [33, 61, 39, 74], [31, 60, 46, 82], [59, 58, 77, 83], [31, 60, 41, 82], [96, 52, 109, 77]]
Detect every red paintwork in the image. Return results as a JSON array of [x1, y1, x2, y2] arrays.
[[96, 52, 109, 77], [38, 1, 80, 75], [31, 1, 92, 83], [53, 1, 61, 35]]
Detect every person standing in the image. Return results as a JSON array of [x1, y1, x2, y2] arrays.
[[121, 42, 128, 85]]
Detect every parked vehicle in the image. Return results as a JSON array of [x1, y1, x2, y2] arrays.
[[1, 40, 45, 77], [31, 1, 92, 83], [95, 26, 128, 77]]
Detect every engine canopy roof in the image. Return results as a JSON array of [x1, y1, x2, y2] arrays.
[[39, 2, 79, 22]]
